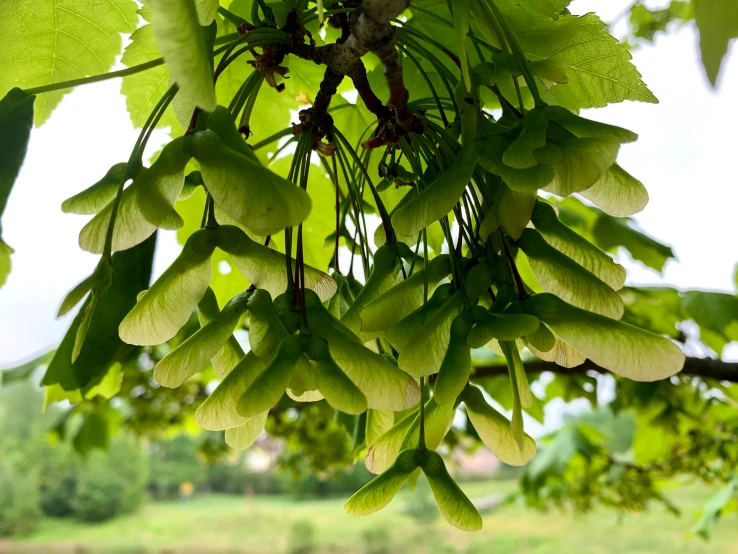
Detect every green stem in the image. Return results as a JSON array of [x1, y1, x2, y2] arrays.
[[22, 37, 239, 97], [102, 84, 178, 260], [485, 0, 543, 107]]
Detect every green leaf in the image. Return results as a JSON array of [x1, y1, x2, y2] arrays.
[[72, 412, 109, 456], [225, 411, 268, 449], [360, 255, 452, 335], [43, 235, 156, 392], [683, 291, 738, 356], [462, 385, 537, 466], [691, 477, 738, 539], [468, 306, 540, 348], [197, 287, 246, 378], [366, 410, 395, 448], [579, 164, 648, 218], [365, 413, 416, 475], [151, 0, 216, 111], [119, 228, 218, 345], [306, 292, 420, 411], [154, 291, 251, 387], [191, 130, 312, 235], [592, 215, 674, 273], [238, 334, 303, 417], [0, 351, 53, 386], [535, 134, 620, 197], [518, 228, 624, 319], [420, 450, 483, 531], [521, 293, 685, 381], [386, 284, 454, 353], [503, 108, 549, 169], [217, 225, 336, 302], [345, 449, 418, 517], [307, 335, 367, 415], [531, 201, 626, 290], [0, 239, 11, 288], [499, 341, 525, 447], [514, 13, 658, 108], [392, 144, 480, 238], [694, 0, 738, 86], [0, 1, 138, 125], [195, 352, 267, 431], [545, 106, 638, 143], [79, 137, 191, 253], [195, 0, 219, 25], [398, 290, 466, 378], [62, 163, 127, 215], [341, 245, 402, 342], [0, 88, 34, 239], [477, 135, 554, 193], [121, 22, 180, 129], [366, 397, 455, 475], [434, 313, 475, 406], [498, 187, 537, 241]]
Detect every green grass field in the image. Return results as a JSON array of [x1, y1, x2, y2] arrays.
[[3, 480, 736, 554]]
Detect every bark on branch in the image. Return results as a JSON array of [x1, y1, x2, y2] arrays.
[[472, 357, 738, 383]]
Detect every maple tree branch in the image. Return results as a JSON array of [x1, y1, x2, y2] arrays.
[[472, 357, 738, 383]]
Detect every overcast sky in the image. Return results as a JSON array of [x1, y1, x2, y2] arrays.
[[1, 0, 736, 368]]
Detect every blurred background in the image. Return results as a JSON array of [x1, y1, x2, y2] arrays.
[[1, 0, 737, 553]]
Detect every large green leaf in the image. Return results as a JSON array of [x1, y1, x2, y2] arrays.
[[225, 411, 268, 449], [0, 88, 34, 287], [421, 450, 483, 531], [392, 144, 480, 238], [398, 290, 465, 378], [365, 397, 455, 475], [514, 13, 658, 108], [434, 313, 474, 406], [360, 255, 452, 335], [197, 287, 245, 378], [682, 291, 738, 356], [341, 245, 402, 342], [521, 293, 685, 381], [217, 225, 336, 302], [42, 234, 156, 392], [121, 20, 179, 129], [306, 292, 420, 411], [518, 228, 624, 319], [191, 131, 312, 235], [462, 385, 536, 466], [307, 335, 367, 415], [694, 0, 738, 86], [345, 449, 418, 517], [79, 138, 191, 253], [62, 164, 128, 215], [0, 0, 138, 125], [578, 164, 648, 218], [154, 291, 251, 387], [119, 228, 218, 345], [195, 352, 267, 430], [592, 215, 674, 273], [531, 201, 626, 290], [151, 0, 216, 111], [237, 335, 303, 417]]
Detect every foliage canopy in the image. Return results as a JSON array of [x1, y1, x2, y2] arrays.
[[1, 0, 737, 535]]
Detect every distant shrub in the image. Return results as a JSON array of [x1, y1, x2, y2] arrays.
[[70, 435, 149, 523], [149, 435, 207, 499], [0, 462, 42, 536], [209, 460, 285, 495], [286, 519, 316, 554]]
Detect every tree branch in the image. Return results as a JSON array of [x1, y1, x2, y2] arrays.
[[472, 357, 738, 383]]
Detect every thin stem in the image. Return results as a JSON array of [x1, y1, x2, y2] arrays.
[[22, 37, 239, 97]]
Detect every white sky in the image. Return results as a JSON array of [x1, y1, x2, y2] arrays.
[[1, 0, 737, 368]]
